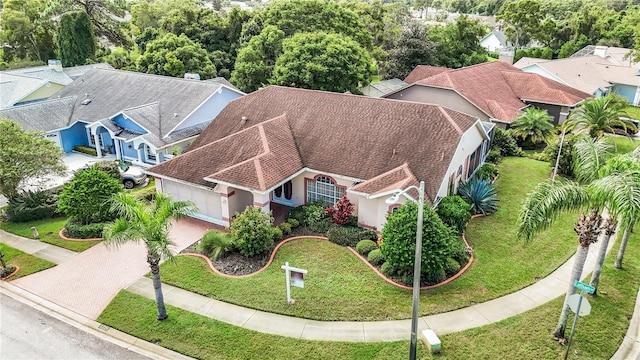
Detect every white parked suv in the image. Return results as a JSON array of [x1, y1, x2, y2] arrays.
[[116, 161, 148, 189]]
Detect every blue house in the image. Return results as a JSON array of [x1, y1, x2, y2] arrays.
[[0, 69, 244, 166]]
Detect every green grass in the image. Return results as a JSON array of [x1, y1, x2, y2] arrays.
[[624, 105, 640, 120], [159, 157, 578, 320], [609, 135, 640, 154], [99, 230, 640, 359], [0, 243, 55, 279], [0, 217, 100, 252]]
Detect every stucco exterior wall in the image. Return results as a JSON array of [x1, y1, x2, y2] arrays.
[[20, 83, 65, 103], [227, 188, 253, 219], [161, 179, 223, 224], [385, 86, 490, 121], [173, 87, 244, 132]]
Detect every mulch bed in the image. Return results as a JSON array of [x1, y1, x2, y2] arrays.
[[180, 225, 319, 276]]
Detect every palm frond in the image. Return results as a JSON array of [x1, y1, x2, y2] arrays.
[[589, 171, 640, 223], [517, 178, 590, 241], [103, 217, 143, 247], [573, 135, 613, 183]]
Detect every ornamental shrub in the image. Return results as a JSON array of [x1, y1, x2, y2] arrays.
[[302, 203, 326, 226], [474, 163, 498, 182], [356, 239, 377, 255], [449, 236, 470, 265], [287, 218, 300, 228], [380, 262, 395, 277], [327, 226, 375, 247], [424, 268, 446, 285], [89, 160, 120, 180], [457, 178, 499, 215], [286, 206, 305, 223], [486, 149, 502, 164], [273, 226, 284, 241], [328, 196, 355, 225], [380, 202, 457, 278], [73, 145, 97, 156], [278, 222, 292, 236], [443, 257, 461, 276], [7, 189, 60, 222], [197, 230, 233, 260], [491, 127, 521, 157], [64, 219, 105, 238], [57, 167, 122, 224], [229, 206, 275, 257], [435, 195, 471, 235], [367, 248, 385, 265]]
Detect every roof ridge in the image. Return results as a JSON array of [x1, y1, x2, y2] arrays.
[[86, 68, 225, 88]]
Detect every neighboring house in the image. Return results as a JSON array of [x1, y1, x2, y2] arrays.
[[0, 60, 113, 108], [0, 69, 245, 167], [514, 50, 640, 106], [386, 61, 592, 128], [146, 86, 495, 229], [480, 31, 509, 52], [359, 79, 407, 98]]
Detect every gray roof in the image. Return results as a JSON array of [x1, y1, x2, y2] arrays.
[[203, 77, 241, 92], [62, 63, 114, 79], [3, 67, 73, 86], [359, 79, 407, 98], [51, 68, 235, 147], [0, 96, 77, 132]]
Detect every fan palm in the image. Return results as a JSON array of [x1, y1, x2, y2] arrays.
[[103, 192, 196, 320], [563, 96, 637, 139], [509, 107, 556, 146]]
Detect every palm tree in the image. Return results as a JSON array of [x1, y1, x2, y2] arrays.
[[509, 107, 555, 147], [563, 95, 637, 139], [103, 192, 196, 320], [517, 137, 640, 339]]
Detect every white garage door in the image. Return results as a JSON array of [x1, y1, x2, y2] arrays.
[[162, 180, 222, 220]]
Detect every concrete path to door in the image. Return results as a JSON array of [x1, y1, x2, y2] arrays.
[[9, 217, 210, 320]]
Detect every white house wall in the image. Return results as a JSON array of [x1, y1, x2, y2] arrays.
[[161, 179, 222, 224]]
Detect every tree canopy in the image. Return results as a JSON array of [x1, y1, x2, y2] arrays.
[[272, 32, 374, 93], [58, 10, 97, 67], [0, 119, 66, 198], [136, 33, 217, 79], [0, 0, 56, 62], [380, 21, 436, 80]]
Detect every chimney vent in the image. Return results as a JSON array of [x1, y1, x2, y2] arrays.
[[184, 73, 201, 80], [241, 116, 248, 125], [48, 59, 63, 72]]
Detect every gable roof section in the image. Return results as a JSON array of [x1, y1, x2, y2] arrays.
[[404, 65, 451, 84], [413, 61, 591, 122], [350, 163, 420, 199], [51, 68, 229, 146], [151, 86, 480, 202], [0, 96, 76, 132], [0, 73, 55, 108]]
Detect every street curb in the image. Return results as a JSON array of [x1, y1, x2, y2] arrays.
[[0, 281, 194, 360]]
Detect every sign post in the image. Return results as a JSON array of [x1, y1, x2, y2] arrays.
[[281, 262, 308, 304], [564, 281, 594, 360]]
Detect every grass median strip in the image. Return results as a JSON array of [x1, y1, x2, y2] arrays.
[[0, 217, 100, 252]]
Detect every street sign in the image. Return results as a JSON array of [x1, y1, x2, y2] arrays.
[[567, 294, 591, 316], [574, 280, 595, 294]]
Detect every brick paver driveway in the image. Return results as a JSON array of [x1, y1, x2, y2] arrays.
[[12, 217, 210, 319]]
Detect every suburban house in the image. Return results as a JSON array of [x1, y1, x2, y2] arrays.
[[0, 68, 244, 166], [384, 61, 592, 128], [480, 30, 509, 52], [146, 86, 495, 230], [514, 46, 640, 106], [0, 60, 113, 109]]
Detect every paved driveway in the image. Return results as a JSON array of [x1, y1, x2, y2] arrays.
[[11, 217, 210, 320]]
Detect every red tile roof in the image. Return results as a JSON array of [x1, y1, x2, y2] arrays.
[[149, 86, 482, 202], [411, 62, 592, 122]]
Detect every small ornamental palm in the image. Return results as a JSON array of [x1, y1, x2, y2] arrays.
[[103, 192, 196, 320], [563, 95, 637, 139], [457, 178, 499, 215], [509, 107, 556, 146]]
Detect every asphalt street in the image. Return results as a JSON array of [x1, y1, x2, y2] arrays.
[[0, 293, 149, 360]]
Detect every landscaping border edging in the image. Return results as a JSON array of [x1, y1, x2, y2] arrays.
[[181, 235, 328, 279], [1, 265, 20, 280], [58, 229, 102, 242]]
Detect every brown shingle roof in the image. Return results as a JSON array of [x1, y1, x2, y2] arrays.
[[404, 65, 451, 84], [350, 163, 421, 200], [413, 62, 592, 122], [150, 86, 481, 201]]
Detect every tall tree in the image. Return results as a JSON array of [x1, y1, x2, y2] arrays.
[[58, 11, 97, 67], [103, 192, 196, 320], [380, 20, 436, 80], [429, 15, 488, 69], [0, 0, 56, 62], [272, 32, 373, 93], [136, 33, 217, 79], [45, 0, 131, 47], [498, 0, 545, 55], [231, 25, 285, 93], [0, 119, 66, 198]]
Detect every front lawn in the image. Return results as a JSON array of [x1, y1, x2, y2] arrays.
[[610, 135, 640, 154], [0, 243, 56, 279], [160, 157, 579, 320], [0, 217, 100, 252], [624, 105, 640, 120], [100, 231, 639, 359]]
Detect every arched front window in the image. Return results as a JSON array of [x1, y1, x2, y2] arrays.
[[306, 175, 345, 206]]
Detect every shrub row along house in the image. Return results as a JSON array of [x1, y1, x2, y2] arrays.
[[0, 69, 244, 166], [146, 86, 495, 230], [387, 61, 592, 128]]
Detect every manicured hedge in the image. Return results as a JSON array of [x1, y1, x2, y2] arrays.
[[64, 220, 105, 238], [73, 145, 97, 156]]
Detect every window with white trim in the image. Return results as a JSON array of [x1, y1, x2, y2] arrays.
[[306, 176, 344, 206], [89, 131, 104, 148]]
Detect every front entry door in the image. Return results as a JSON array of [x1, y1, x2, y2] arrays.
[[272, 180, 293, 206]]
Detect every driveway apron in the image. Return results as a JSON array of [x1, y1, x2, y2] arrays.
[[11, 217, 210, 320]]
